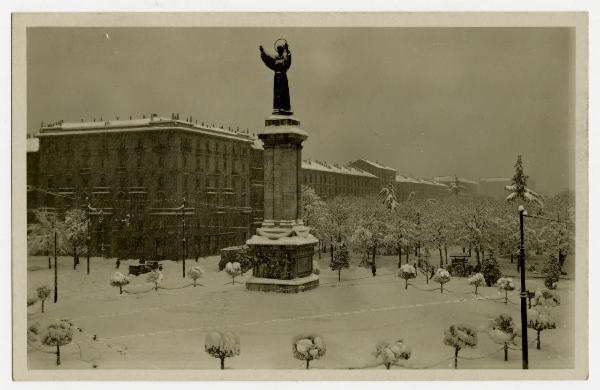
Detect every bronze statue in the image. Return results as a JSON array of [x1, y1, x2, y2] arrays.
[[260, 39, 293, 116]]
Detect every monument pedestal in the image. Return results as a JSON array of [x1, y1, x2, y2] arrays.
[[246, 114, 319, 292]]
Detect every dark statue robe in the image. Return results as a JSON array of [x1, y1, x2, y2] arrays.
[[260, 49, 292, 115]]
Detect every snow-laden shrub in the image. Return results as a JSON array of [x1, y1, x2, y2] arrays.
[[543, 254, 561, 290], [146, 270, 163, 291], [488, 314, 518, 361], [398, 264, 417, 290], [433, 268, 451, 293], [330, 243, 350, 281], [219, 245, 253, 274], [468, 273, 485, 295], [531, 287, 560, 308], [225, 262, 242, 284], [110, 271, 130, 294], [312, 260, 321, 275], [204, 330, 240, 369], [443, 324, 477, 369], [41, 319, 76, 366], [373, 339, 411, 369], [496, 277, 515, 304], [187, 266, 204, 287], [36, 285, 51, 313], [292, 334, 326, 369], [480, 257, 502, 287], [528, 307, 556, 350]]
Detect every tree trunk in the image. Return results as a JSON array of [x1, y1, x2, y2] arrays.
[[482, 248, 485, 261], [306, 359, 310, 370], [440, 283, 444, 293], [371, 245, 377, 276], [475, 285, 478, 295], [220, 357, 225, 370], [330, 244, 334, 263], [41, 299, 45, 313], [454, 348, 459, 369], [338, 269, 341, 282], [193, 280, 197, 287], [398, 246, 402, 267], [444, 244, 448, 265], [438, 247, 443, 269], [119, 285, 123, 294], [73, 245, 77, 270], [468, 244, 472, 257], [510, 253, 514, 264], [537, 330, 541, 350], [385, 363, 391, 370], [48, 255, 52, 269], [414, 246, 418, 256], [405, 246, 409, 263], [56, 345, 61, 366], [405, 279, 408, 290], [504, 290, 508, 304], [504, 344, 508, 361], [475, 247, 480, 267]]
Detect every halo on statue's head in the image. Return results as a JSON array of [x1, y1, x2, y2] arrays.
[[274, 38, 288, 50]]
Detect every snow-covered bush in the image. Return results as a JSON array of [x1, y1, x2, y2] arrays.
[[330, 243, 350, 281], [480, 257, 502, 287], [292, 334, 326, 369], [110, 271, 130, 294], [146, 270, 163, 291], [398, 264, 417, 290], [497, 277, 515, 304], [488, 314, 518, 361], [204, 330, 240, 369], [187, 266, 204, 287], [373, 339, 411, 369], [528, 307, 556, 350], [225, 262, 242, 284], [433, 268, 451, 293], [443, 323, 478, 369], [531, 287, 560, 308], [543, 254, 561, 290], [312, 260, 321, 275], [219, 245, 252, 274], [36, 285, 51, 313], [468, 273, 485, 295], [41, 319, 76, 366]]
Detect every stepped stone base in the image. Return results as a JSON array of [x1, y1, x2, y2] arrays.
[[246, 274, 319, 293]]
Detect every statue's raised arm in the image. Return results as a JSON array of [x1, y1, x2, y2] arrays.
[[259, 40, 293, 115]]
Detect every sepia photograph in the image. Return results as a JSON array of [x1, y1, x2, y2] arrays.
[[10, 11, 588, 381]]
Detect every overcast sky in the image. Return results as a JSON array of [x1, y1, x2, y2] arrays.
[[27, 27, 575, 195]]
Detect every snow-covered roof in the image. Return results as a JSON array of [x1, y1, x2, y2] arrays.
[[251, 136, 263, 150], [302, 159, 377, 178], [479, 177, 511, 183], [358, 158, 396, 172], [433, 176, 479, 185], [395, 174, 447, 187], [27, 137, 39, 152], [38, 116, 253, 143]]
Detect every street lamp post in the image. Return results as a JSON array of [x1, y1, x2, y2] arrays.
[[181, 197, 186, 278], [86, 197, 91, 275], [518, 205, 529, 369], [54, 230, 58, 303]]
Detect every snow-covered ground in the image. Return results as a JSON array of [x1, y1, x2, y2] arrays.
[[26, 254, 574, 370]]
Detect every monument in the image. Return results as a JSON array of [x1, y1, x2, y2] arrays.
[[246, 39, 319, 293]]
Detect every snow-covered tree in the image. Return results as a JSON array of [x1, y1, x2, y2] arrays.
[[146, 270, 163, 291], [322, 196, 355, 261], [64, 208, 88, 270], [27, 295, 38, 308], [350, 226, 373, 265], [497, 277, 516, 305], [543, 254, 561, 290], [329, 243, 350, 281], [433, 268, 451, 293], [301, 185, 326, 228], [468, 273, 485, 295], [41, 319, 76, 365], [488, 314, 518, 361], [379, 182, 400, 211], [446, 175, 465, 196], [353, 201, 389, 275], [398, 264, 417, 290], [27, 209, 65, 269], [384, 212, 409, 267], [187, 266, 204, 287], [36, 285, 51, 313], [443, 323, 478, 369], [505, 155, 543, 207], [292, 334, 326, 369], [110, 271, 130, 294], [527, 307, 556, 350], [225, 262, 242, 284], [373, 339, 411, 369], [204, 330, 240, 369]]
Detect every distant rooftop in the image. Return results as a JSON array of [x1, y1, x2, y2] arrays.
[[357, 158, 396, 172], [479, 177, 511, 183], [302, 159, 377, 178], [396, 174, 447, 187], [38, 116, 253, 143], [434, 176, 479, 185], [26, 137, 39, 153]]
